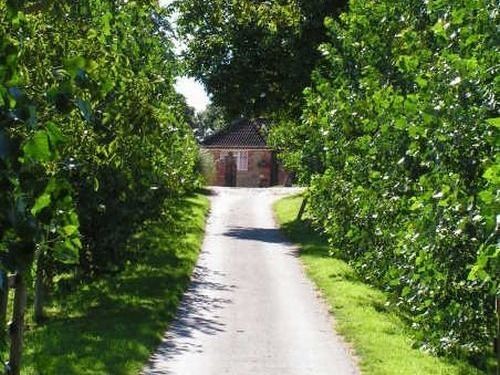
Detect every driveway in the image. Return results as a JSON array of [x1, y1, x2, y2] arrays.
[[144, 187, 359, 375]]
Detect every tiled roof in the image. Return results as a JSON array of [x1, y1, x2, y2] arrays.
[[201, 118, 269, 149]]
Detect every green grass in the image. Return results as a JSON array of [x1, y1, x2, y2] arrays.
[[274, 194, 484, 375], [20, 193, 210, 374]]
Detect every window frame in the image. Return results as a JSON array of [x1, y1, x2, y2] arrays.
[[219, 150, 249, 171], [237, 150, 249, 171]]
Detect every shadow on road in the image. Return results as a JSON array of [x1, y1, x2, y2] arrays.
[[224, 226, 286, 244], [223, 226, 299, 258], [144, 264, 235, 374]]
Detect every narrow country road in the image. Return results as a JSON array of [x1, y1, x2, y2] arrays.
[[143, 187, 359, 375]]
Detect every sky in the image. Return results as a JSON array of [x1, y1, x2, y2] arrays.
[[159, 0, 211, 113], [175, 77, 211, 113]]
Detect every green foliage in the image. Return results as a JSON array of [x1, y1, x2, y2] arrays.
[[196, 149, 217, 185], [21, 194, 209, 374], [274, 195, 485, 375], [1, 0, 200, 267], [173, 0, 347, 118], [191, 103, 227, 141], [273, 0, 499, 363], [0, 0, 201, 367]]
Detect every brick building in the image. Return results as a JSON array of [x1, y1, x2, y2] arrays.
[[201, 119, 290, 187]]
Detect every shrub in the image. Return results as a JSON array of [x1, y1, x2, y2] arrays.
[[273, 0, 498, 361], [196, 149, 217, 185]]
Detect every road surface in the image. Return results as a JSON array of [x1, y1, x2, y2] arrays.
[[144, 187, 359, 375]]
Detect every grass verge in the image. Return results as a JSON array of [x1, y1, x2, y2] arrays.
[[21, 193, 210, 374], [274, 194, 483, 375]]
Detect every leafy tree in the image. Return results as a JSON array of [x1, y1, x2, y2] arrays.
[[0, 1, 200, 372], [172, 0, 347, 119], [191, 103, 227, 140], [273, 0, 498, 363], [0, 3, 82, 372]]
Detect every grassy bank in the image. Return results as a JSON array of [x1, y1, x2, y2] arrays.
[[274, 194, 483, 375], [20, 193, 210, 374]]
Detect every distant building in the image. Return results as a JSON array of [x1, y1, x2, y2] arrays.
[[201, 118, 290, 187]]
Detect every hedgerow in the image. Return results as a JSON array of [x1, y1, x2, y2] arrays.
[[0, 1, 199, 372], [272, 0, 498, 362]]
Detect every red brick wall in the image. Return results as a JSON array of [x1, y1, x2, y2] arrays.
[[204, 148, 289, 187]]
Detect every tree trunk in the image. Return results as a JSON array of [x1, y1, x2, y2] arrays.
[[9, 273, 27, 375], [34, 249, 45, 323], [496, 296, 499, 375], [0, 271, 8, 338]]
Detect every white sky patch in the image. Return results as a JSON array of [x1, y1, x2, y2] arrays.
[[175, 77, 211, 113], [160, 0, 211, 113]]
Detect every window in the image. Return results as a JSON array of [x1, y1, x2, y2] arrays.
[[237, 151, 248, 171], [219, 150, 248, 171]]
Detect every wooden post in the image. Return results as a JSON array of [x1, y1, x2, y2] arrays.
[[297, 197, 308, 221], [8, 273, 27, 375]]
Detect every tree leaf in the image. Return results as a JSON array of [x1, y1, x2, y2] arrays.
[[75, 98, 92, 123], [46, 121, 65, 146], [64, 56, 86, 78], [62, 225, 78, 236], [486, 117, 500, 129], [31, 193, 51, 216], [53, 239, 79, 264], [23, 130, 52, 161]]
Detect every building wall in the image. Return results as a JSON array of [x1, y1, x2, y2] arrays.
[[204, 148, 289, 187]]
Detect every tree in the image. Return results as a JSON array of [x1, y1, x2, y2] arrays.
[[0, 1, 200, 372], [273, 0, 498, 360], [192, 103, 227, 140], [173, 0, 347, 119]]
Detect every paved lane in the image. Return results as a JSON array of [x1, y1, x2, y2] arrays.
[[144, 187, 359, 375]]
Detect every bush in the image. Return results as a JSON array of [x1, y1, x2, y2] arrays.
[[196, 149, 216, 185], [0, 1, 200, 368], [272, 0, 498, 362]]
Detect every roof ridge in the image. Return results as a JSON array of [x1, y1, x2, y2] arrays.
[[201, 118, 269, 149]]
